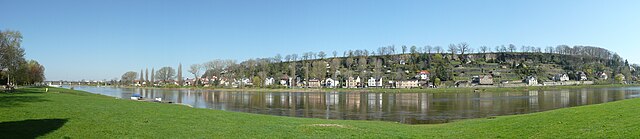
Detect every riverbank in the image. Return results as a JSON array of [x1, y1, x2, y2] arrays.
[[95, 84, 640, 93], [1, 87, 639, 138]]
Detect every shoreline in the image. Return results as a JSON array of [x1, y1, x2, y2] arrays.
[[71, 84, 640, 93]]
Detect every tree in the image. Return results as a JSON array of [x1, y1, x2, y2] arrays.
[[177, 63, 183, 86], [274, 54, 282, 62], [318, 51, 326, 59], [615, 74, 625, 84], [332, 51, 337, 58], [410, 46, 417, 54], [121, 71, 137, 85], [151, 68, 155, 85], [156, 66, 176, 83], [145, 68, 149, 83], [189, 64, 202, 86], [402, 45, 407, 54], [457, 42, 469, 55], [140, 69, 144, 84], [480, 46, 488, 53], [508, 44, 516, 52], [435, 46, 443, 54], [448, 44, 458, 59], [0, 30, 26, 85], [25, 60, 45, 84]]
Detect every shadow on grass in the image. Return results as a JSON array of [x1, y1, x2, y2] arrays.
[[0, 95, 49, 107], [0, 119, 68, 138]]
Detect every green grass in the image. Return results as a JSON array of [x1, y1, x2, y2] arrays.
[[1, 87, 640, 138]]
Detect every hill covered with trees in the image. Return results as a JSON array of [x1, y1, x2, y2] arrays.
[[126, 43, 637, 88]]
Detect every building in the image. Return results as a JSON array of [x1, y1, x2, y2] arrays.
[[524, 76, 538, 86], [324, 78, 339, 88], [395, 80, 419, 88], [345, 76, 361, 88], [577, 72, 587, 81], [367, 77, 383, 88], [473, 75, 493, 85], [415, 70, 431, 81], [554, 74, 570, 82], [599, 72, 608, 80], [264, 77, 275, 86], [307, 79, 321, 88]]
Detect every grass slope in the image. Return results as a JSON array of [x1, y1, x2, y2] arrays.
[[1, 87, 638, 138]]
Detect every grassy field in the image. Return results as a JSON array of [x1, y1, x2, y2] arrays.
[[1, 87, 639, 138]]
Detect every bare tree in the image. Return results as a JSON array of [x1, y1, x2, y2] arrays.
[[189, 64, 202, 86], [401, 45, 407, 54], [448, 44, 458, 55], [121, 71, 137, 85], [434, 46, 443, 54], [457, 42, 469, 55], [480, 46, 488, 53], [332, 51, 337, 58], [508, 44, 516, 52], [156, 66, 176, 83], [318, 51, 326, 59]]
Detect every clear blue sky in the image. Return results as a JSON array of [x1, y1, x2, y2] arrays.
[[1, 0, 639, 81]]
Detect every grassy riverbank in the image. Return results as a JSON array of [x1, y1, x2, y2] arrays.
[[2, 87, 639, 138], [110, 84, 640, 93]]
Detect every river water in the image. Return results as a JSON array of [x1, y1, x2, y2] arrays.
[[66, 86, 640, 124]]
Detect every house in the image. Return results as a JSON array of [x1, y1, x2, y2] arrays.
[[395, 80, 419, 88], [599, 72, 608, 80], [264, 77, 275, 86], [324, 78, 339, 88], [307, 79, 321, 88], [472, 75, 493, 85], [577, 72, 587, 81], [279, 76, 291, 87], [345, 76, 361, 88], [524, 76, 538, 86], [367, 77, 383, 88], [415, 70, 431, 81], [554, 74, 570, 82]]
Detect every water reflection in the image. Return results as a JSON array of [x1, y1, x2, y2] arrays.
[[68, 86, 640, 124]]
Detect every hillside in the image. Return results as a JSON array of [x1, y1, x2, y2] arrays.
[[193, 45, 636, 88]]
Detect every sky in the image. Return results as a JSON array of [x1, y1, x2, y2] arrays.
[[1, 0, 639, 81]]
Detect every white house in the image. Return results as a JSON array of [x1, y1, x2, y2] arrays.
[[554, 74, 570, 82], [264, 77, 275, 86], [325, 78, 340, 88], [368, 77, 383, 87], [345, 76, 361, 88], [524, 76, 538, 86], [599, 72, 608, 80]]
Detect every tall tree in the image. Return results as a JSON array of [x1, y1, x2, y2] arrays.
[[401, 45, 407, 54], [150, 68, 155, 85], [140, 69, 144, 84], [318, 51, 326, 59], [480, 46, 488, 53], [0, 30, 26, 84], [189, 64, 202, 86], [145, 68, 149, 83], [156, 66, 176, 83], [121, 71, 138, 85], [177, 63, 183, 86]]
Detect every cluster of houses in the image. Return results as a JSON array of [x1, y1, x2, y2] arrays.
[[131, 69, 618, 88], [260, 70, 433, 89]]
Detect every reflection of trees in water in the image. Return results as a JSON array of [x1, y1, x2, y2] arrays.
[[80, 86, 640, 124]]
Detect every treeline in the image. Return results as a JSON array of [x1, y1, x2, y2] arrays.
[[122, 43, 636, 87], [0, 30, 46, 86]]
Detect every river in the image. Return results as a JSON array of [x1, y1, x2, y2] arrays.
[[65, 86, 640, 124]]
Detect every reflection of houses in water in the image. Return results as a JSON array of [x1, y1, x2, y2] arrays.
[[528, 90, 538, 108], [560, 90, 570, 107]]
